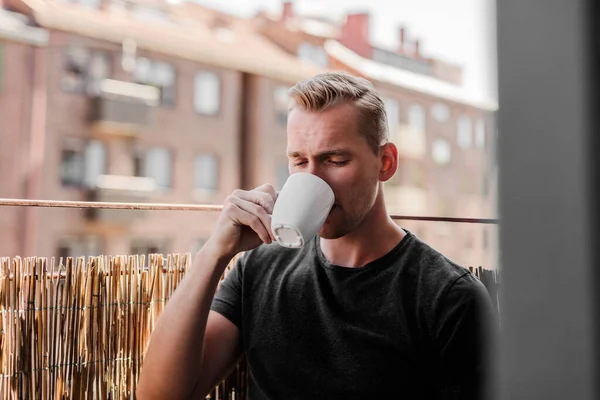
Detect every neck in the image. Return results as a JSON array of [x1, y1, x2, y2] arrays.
[[319, 188, 406, 268]]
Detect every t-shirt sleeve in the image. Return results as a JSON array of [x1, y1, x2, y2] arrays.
[[210, 253, 246, 331], [433, 273, 499, 400]]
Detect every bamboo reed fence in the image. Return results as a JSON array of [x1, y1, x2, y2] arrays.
[[0, 252, 246, 400], [0, 252, 499, 400]]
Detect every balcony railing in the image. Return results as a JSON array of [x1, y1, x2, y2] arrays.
[[88, 79, 160, 136]]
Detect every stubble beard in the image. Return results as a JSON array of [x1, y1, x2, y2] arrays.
[[318, 177, 380, 240]]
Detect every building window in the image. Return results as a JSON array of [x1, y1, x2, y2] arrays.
[[276, 162, 290, 190], [83, 141, 107, 187], [475, 119, 486, 148], [457, 115, 473, 148], [432, 139, 451, 165], [60, 139, 107, 188], [134, 58, 176, 105], [194, 154, 219, 191], [297, 42, 328, 68], [273, 86, 289, 126], [431, 102, 450, 122], [137, 147, 172, 188], [408, 104, 426, 133], [60, 148, 84, 187], [194, 71, 220, 115], [133, 152, 144, 177], [383, 97, 400, 137], [62, 46, 111, 95]]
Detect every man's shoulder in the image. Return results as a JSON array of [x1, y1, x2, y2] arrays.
[[404, 234, 481, 297], [403, 234, 492, 329]]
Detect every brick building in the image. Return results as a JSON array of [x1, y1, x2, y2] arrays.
[[0, 0, 498, 269], [0, 8, 49, 257], [0, 0, 325, 259]]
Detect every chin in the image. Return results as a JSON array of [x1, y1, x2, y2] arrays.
[[318, 207, 367, 240], [318, 230, 344, 240], [318, 222, 349, 240]]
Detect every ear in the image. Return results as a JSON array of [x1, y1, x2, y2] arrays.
[[378, 142, 398, 182]]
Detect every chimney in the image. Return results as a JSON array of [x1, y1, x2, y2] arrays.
[[398, 27, 406, 53], [346, 13, 370, 41], [339, 12, 373, 59], [414, 39, 421, 58], [282, 1, 293, 22]]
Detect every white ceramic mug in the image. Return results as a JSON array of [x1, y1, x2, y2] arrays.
[[271, 173, 335, 248]]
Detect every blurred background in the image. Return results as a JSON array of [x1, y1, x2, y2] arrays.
[[0, 0, 498, 272], [4, 1, 599, 399]]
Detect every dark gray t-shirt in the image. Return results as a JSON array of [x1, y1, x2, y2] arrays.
[[211, 231, 496, 399]]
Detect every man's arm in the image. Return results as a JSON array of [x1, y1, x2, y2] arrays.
[[434, 274, 499, 400], [136, 245, 242, 400], [189, 311, 244, 399], [136, 184, 277, 399]]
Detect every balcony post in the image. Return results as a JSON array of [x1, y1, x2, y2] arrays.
[[496, 0, 599, 399]]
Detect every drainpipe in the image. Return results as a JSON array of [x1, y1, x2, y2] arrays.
[[238, 71, 250, 190], [23, 44, 48, 257]]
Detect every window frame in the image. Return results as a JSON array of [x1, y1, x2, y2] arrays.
[[193, 153, 220, 192], [193, 71, 221, 116]]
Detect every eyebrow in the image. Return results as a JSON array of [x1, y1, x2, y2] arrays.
[[286, 149, 352, 158]]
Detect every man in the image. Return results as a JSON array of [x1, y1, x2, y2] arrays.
[[137, 72, 497, 399]]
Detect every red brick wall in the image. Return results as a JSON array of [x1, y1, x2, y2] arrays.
[[0, 40, 34, 257]]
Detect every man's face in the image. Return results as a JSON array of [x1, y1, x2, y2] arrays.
[[286, 103, 382, 239]]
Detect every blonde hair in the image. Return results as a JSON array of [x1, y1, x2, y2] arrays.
[[288, 72, 388, 154]]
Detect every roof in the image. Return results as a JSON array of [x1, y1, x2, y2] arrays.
[[0, 9, 48, 45], [324, 39, 498, 111], [18, 0, 326, 83], [296, 18, 338, 38]]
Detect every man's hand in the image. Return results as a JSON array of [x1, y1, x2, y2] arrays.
[[206, 183, 278, 259]]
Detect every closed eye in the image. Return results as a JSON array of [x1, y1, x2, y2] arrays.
[[329, 160, 349, 166], [292, 160, 349, 167]]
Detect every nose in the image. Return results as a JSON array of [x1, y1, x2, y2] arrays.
[[305, 164, 323, 179], [304, 164, 330, 185]]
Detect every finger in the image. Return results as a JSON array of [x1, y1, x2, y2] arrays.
[[254, 183, 278, 203], [227, 195, 275, 242], [224, 202, 272, 244], [234, 188, 276, 215]]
